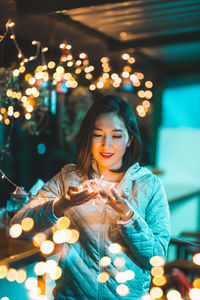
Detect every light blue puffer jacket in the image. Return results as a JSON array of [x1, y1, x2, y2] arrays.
[[12, 163, 170, 300]]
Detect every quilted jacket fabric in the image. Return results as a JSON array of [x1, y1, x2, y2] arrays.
[[12, 163, 170, 300]]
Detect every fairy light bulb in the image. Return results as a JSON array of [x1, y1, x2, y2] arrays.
[[150, 256, 165, 267], [21, 217, 34, 231], [9, 224, 22, 238], [6, 268, 17, 281], [16, 269, 27, 283], [122, 53, 130, 60], [97, 272, 109, 283], [13, 69, 19, 77], [33, 232, 46, 247], [116, 284, 129, 296], [45, 260, 57, 274], [49, 266, 62, 280], [79, 53, 87, 59], [150, 287, 163, 299], [108, 243, 121, 254], [25, 277, 38, 290], [34, 261, 46, 276], [89, 84, 96, 91], [53, 229, 72, 244], [167, 290, 181, 300], [0, 265, 8, 279], [40, 240, 54, 255], [114, 257, 125, 268], [99, 256, 111, 268]]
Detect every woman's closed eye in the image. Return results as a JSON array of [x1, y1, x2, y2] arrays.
[[93, 134, 122, 139]]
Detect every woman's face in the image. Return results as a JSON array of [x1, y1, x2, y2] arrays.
[[92, 112, 131, 173]]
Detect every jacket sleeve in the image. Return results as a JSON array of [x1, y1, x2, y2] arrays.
[[117, 176, 170, 270], [10, 166, 68, 233]]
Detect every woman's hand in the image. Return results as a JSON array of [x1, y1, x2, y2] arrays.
[[100, 188, 134, 222], [54, 186, 97, 217]]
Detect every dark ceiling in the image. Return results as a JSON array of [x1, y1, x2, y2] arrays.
[[1, 0, 200, 75]]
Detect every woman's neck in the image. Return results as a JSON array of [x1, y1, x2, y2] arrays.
[[98, 168, 125, 182]]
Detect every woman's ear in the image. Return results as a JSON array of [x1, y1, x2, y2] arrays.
[[127, 136, 133, 147]]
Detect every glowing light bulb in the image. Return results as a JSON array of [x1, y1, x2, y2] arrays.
[[108, 243, 121, 254], [34, 261, 46, 276], [150, 287, 163, 299], [79, 53, 87, 59], [9, 224, 22, 238], [114, 257, 125, 268], [49, 266, 62, 280], [151, 267, 164, 277], [13, 69, 19, 77], [45, 260, 57, 274], [150, 256, 165, 267], [193, 253, 200, 265], [189, 288, 200, 299], [116, 284, 129, 296], [89, 84, 96, 91], [99, 256, 111, 267], [53, 229, 72, 244], [167, 289, 181, 300], [25, 277, 38, 290], [16, 269, 27, 283], [21, 217, 34, 232], [40, 240, 54, 255], [6, 268, 17, 282], [0, 265, 8, 279], [33, 232, 46, 247], [152, 275, 167, 286], [68, 229, 79, 243], [97, 272, 109, 283]]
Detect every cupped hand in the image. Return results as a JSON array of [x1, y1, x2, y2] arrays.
[[66, 186, 97, 208], [100, 188, 134, 222], [54, 186, 97, 218]]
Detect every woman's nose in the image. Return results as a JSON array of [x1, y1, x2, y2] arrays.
[[102, 135, 112, 147]]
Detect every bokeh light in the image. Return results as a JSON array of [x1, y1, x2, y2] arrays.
[[9, 224, 22, 238], [116, 284, 129, 296], [40, 240, 55, 255], [99, 256, 112, 268], [108, 243, 121, 254], [97, 272, 110, 283], [150, 256, 165, 267], [21, 217, 34, 231]]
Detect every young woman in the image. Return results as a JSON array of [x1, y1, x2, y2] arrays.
[[12, 95, 170, 300]]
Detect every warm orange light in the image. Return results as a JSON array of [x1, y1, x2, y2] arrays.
[[6, 268, 17, 282], [0, 265, 8, 279], [97, 272, 109, 283], [193, 278, 200, 288], [25, 277, 38, 290], [49, 266, 62, 280], [116, 284, 129, 296], [166, 289, 181, 300], [9, 224, 22, 238], [150, 256, 165, 267], [34, 261, 46, 276], [40, 240, 55, 255], [16, 269, 27, 283], [114, 257, 125, 268], [152, 275, 167, 286], [150, 287, 163, 299], [68, 229, 79, 243], [151, 267, 164, 277], [108, 243, 121, 254], [33, 232, 46, 247], [99, 256, 111, 268], [193, 253, 200, 265]]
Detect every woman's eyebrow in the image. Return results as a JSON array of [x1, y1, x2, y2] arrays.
[[93, 127, 123, 132]]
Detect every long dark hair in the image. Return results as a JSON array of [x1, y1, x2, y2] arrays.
[[76, 95, 142, 178]]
